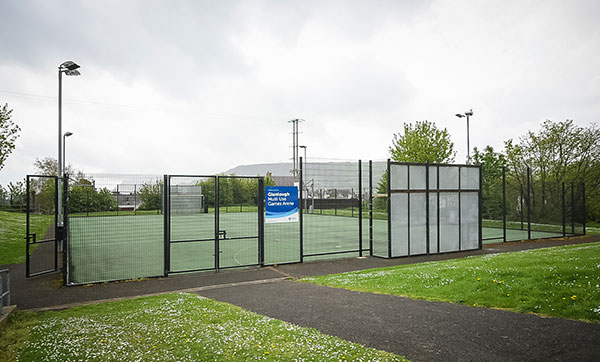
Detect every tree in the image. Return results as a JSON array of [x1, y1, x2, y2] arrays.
[[0, 103, 21, 171], [33, 157, 85, 180], [389, 120, 456, 163], [7, 180, 25, 207], [138, 181, 163, 211], [504, 120, 600, 221], [472, 146, 507, 219], [375, 121, 456, 210]]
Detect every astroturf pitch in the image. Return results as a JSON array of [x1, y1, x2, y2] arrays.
[[67, 212, 563, 284]]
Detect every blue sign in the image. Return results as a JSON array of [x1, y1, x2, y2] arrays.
[[265, 186, 299, 223]]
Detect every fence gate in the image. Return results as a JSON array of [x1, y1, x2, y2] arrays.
[[166, 175, 264, 274], [25, 175, 59, 277], [217, 176, 264, 269]]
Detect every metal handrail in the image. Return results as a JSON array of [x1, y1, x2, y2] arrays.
[[0, 268, 10, 314]]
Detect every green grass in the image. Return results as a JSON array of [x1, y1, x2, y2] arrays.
[[0, 211, 25, 264], [0, 293, 408, 362], [302, 242, 600, 322], [0, 211, 54, 265]]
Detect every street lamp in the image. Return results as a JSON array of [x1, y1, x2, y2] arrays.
[[455, 109, 473, 164], [299, 145, 314, 213], [299, 145, 307, 166], [58, 61, 80, 228], [62, 132, 73, 173]]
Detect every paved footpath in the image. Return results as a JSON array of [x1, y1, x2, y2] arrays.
[[199, 279, 600, 362], [3, 235, 600, 361]]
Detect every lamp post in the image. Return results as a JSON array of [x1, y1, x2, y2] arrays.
[[455, 109, 473, 164], [62, 132, 73, 173], [58, 61, 81, 228], [299, 145, 307, 170], [299, 145, 314, 213]]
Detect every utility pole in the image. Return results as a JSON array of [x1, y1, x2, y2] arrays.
[[289, 118, 304, 178]]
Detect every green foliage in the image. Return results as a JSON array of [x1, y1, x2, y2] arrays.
[[0, 103, 21, 171], [33, 157, 85, 180], [303, 242, 600, 322], [197, 175, 276, 207], [138, 181, 163, 211], [374, 121, 456, 210], [6, 293, 407, 361], [374, 174, 388, 211], [6, 180, 26, 209], [389, 120, 456, 163], [504, 120, 600, 221], [472, 146, 507, 219], [68, 184, 118, 214]]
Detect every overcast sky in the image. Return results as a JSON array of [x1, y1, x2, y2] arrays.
[[1, 0, 598, 186]]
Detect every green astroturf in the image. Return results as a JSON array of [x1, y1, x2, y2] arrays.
[[67, 212, 569, 284], [67, 212, 383, 284]]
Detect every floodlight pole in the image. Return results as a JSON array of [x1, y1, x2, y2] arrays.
[[58, 69, 63, 226], [57, 61, 80, 230], [455, 109, 473, 164]]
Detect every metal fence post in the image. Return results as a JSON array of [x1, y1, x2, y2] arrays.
[[582, 183, 586, 235], [437, 165, 440, 253], [215, 176, 220, 271], [358, 160, 363, 257], [571, 182, 575, 235], [478, 165, 483, 249], [527, 167, 531, 240], [134, 184, 137, 216], [25, 175, 30, 278], [299, 157, 304, 263], [0, 270, 9, 313], [258, 177, 265, 266], [369, 160, 373, 256], [562, 182, 566, 237], [387, 159, 391, 258], [502, 166, 506, 242], [458, 166, 462, 251], [163, 175, 170, 276], [407, 164, 411, 256], [425, 161, 430, 254], [62, 176, 68, 285]]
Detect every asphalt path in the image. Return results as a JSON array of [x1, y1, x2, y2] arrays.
[[199, 280, 600, 362], [3, 235, 600, 361]]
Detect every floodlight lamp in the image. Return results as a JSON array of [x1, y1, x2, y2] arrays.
[[65, 69, 81, 76], [64, 131, 73, 137], [60, 61, 80, 71], [465, 109, 473, 116], [455, 113, 464, 118]]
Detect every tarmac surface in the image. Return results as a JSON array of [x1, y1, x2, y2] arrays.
[[2, 235, 600, 361]]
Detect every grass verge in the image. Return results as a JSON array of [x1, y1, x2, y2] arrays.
[[0, 293, 408, 361], [0, 211, 27, 265], [302, 242, 600, 322]]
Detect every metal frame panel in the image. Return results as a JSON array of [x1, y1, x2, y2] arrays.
[[25, 175, 59, 278]]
